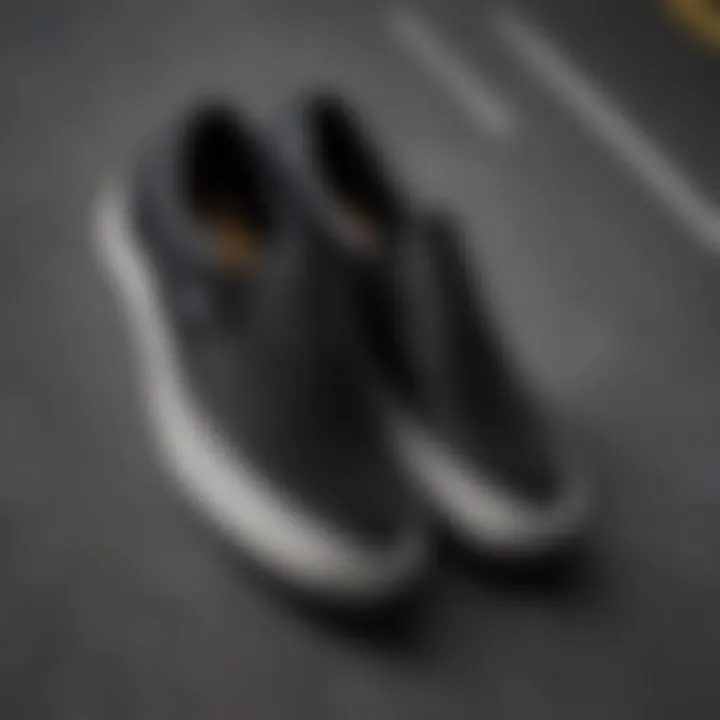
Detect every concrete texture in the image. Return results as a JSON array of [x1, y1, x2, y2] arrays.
[[1, 0, 719, 717]]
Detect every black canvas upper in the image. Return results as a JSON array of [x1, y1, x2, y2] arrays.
[[274, 94, 560, 504], [129, 103, 416, 545]]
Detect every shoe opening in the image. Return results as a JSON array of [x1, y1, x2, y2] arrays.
[[307, 95, 399, 251], [182, 105, 272, 273]]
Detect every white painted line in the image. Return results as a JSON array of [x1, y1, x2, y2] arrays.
[[388, 6, 516, 137], [497, 11, 720, 251]]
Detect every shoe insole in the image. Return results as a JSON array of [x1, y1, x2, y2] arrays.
[[208, 211, 262, 272], [333, 194, 385, 252], [206, 195, 382, 270]]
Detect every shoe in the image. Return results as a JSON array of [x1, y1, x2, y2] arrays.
[[274, 93, 591, 558], [93, 102, 428, 604]]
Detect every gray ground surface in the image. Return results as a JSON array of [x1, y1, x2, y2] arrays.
[[2, 1, 720, 717]]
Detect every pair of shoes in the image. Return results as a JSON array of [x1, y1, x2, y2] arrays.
[[94, 93, 591, 609]]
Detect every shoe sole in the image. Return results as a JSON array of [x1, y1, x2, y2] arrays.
[[93, 186, 427, 606]]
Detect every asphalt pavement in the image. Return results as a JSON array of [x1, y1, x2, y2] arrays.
[[1, 1, 720, 718]]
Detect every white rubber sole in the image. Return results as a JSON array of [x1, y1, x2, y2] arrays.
[[394, 416, 591, 558], [93, 187, 427, 605]]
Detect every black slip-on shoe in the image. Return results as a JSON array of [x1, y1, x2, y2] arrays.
[[273, 93, 592, 559], [93, 102, 428, 605]]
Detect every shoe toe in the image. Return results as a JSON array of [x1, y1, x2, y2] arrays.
[[399, 423, 592, 558]]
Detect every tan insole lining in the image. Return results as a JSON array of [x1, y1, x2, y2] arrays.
[[208, 213, 262, 272], [208, 196, 383, 271], [335, 196, 385, 250]]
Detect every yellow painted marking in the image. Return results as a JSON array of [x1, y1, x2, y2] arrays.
[[665, 0, 720, 51]]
